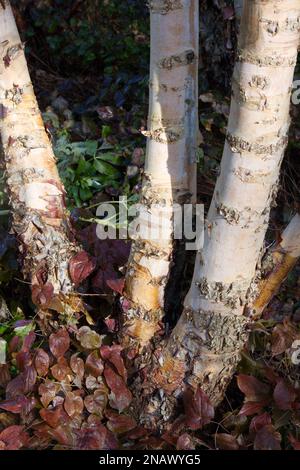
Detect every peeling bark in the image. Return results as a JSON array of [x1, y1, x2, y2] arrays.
[[142, 0, 300, 423], [121, 0, 199, 352], [246, 213, 300, 319], [0, 2, 86, 315]]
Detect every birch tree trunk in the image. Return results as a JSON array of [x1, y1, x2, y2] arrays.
[[246, 213, 300, 319], [145, 0, 300, 422], [0, 1, 87, 315], [121, 0, 199, 352]]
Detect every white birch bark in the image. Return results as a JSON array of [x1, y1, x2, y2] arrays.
[[121, 0, 199, 351], [147, 0, 300, 418], [0, 1, 84, 313]]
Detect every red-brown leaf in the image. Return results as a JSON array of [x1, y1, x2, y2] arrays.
[[70, 354, 85, 379], [100, 344, 127, 381], [69, 251, 96, 286], [85, 351, 104, 377], [40, 405, 67, 429], [32, 282, 54, 307], [183, 387, 214, 430], [105, 410, 136, 434], [49, 328, 70, 358], [106, 277, 125, 295], [23, 365, 37, 393], [64, 392, 84, 417], [0, 396, 29, 414], [239, 402, 265, 417], [34, 348, 50, 377], [254, 424, 281, 450], [0, 364, 11, 387], [237, 374, 271, 402], [6, 374, 25, 398], [273, 379, 297, 410], [84, 382, 108, 417], [176, 433, 195, 450], [16, 351, 32, 371], [0, 425, 29, 450], [75, 424, 118, 450], [104, 365, 132, 412], [250, 413, 272, 433], [215, 433, 239, 450], [39, 380, 60, 408], [22, 331, 36, 352], [271, 320, 299, 356], [51, 357, 72, 382]]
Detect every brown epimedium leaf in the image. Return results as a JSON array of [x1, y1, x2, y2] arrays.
[[215, 433, 239, 450], [51, 357, 72, 382], [237, 374, 271, 403], [69, 251, 96, 286], [100, 344, 126, 381], [273, 379, 297, 411], [64, 391, 84, 418], [176, 433, 196, 450], [85, 351, 104, 377], [254, 424, 281, 450], [103, 365, 132, 413], [84, 388, 108, 417], [34, 348, 50, 377], [70, 353, 85, 379], [31, 282, 54, 308], [183, 387, 214, 431], [40, 405, 68, 429], [105, 409, 137, 434], [39, 380, 60, 408], [49, 328, 70, 359], [250, 412, 272, 433], [106, 277, 125, 295], [0, 425, 29, 450]]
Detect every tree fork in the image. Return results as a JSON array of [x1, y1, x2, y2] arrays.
[[140, 0, 300, 427]]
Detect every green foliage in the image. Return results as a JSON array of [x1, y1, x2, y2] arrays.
[[54, 134, 132, 207]]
